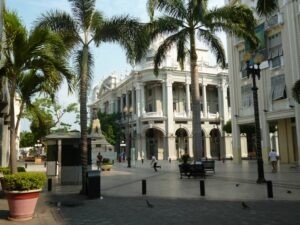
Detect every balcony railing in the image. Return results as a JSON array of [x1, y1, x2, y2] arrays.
[[173, 111, 187, 118], [142, 111, 163, 118]]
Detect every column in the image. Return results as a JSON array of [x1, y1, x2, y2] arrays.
[[140, 83, 145, 114], [261, 113, 271, 163], [202, 84, 207, 117], [162, 81, 167, 116], [205, 136, 212, 158], [167, 136, 176, 160], [185, 82, 191, 116], [188, 136, 193, 157], [232, 123, 242, 163], [166, 79, 174, 133], [135, 83, 141, 117]]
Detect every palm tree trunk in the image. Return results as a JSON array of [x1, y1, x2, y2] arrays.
[[9, 80, 17, 174], [80, 44, 89, 194], [190, 31, 203, 161]]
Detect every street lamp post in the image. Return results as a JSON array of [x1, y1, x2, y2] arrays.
[[244, 52, 266, 184]]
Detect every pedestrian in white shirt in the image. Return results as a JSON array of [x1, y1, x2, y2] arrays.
[[269, 149, 279, 172]]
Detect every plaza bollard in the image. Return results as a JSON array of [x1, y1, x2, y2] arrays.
[[48, 178, 52, 191], [200, 180, 205, 196], [142, 179, 146, 195], [267, 180, 273, 198]]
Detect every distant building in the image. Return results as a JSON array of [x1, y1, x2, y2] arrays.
[[90, 37, 232, 160], [227, 0, 300, 164]]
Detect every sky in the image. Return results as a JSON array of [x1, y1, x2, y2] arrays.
[[6, 0, 226, 131]]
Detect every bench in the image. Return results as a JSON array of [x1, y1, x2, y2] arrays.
[[202, 160, 215, 173], [179, 164, 205, 179]]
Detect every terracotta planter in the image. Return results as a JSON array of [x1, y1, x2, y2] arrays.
[[4, 189, 41, 221]]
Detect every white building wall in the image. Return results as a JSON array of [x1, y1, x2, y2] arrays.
[[227, 0, 300, 164]]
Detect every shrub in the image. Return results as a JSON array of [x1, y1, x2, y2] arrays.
[[0, 167, 11, 175], [17, 167, 26, 172], [102, 158, 110, 164], [1, 172, 46, 191]]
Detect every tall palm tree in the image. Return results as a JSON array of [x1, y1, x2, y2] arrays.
[[37, 0, 146, 194], [0, 10, 73, 173], [147, 0, 257, 160]]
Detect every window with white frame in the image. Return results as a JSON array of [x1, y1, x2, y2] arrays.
[[271, 74, 286, 100], [268, 33, 283, 68], [241, 84, 253, 107]]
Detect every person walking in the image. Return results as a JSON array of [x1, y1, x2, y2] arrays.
[[269, 149, 279, 172], [97, 152, 103, 170], [150, 155, 161, 172]]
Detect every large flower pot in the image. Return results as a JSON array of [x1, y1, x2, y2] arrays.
[[4, 189, 41, 221]]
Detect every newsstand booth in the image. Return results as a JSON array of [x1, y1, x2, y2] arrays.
[[45, 131, 92, 185]]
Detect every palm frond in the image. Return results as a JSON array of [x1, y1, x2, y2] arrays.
[[148, 16, 182, 41], [156, 0, 187, 20], [90, 10, 104, 34], [36, 10, 80, 48], [197, 29, 226, 68], [187, 0, 208, 23], [292, 80, 300, 104], [147, 0, 158, 21], [154, 29, 188, 75], [256, 0, 278, 17], [205, 5, 258, 48], [94, 15, 147, 64], [69, 0, 96, 31]]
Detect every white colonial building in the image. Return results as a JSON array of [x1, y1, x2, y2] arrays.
[[227, 0, 300, 164], [90, 38, 232, 161]]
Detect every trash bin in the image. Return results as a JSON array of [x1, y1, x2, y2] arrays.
[[86, 170, 101, 199]]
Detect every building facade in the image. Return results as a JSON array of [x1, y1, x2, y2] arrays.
[[90, 38, 232, 161], [227, 0, 300, 164]]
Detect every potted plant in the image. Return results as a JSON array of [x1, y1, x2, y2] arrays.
[[0, 172, 46, 221], [101, 158, 113, 171]]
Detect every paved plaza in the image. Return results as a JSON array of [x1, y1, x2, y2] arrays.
[[1, 160, 300, 224]]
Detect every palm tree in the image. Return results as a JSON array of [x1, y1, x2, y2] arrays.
[[37, 0, 147, 194], [0, 10, 73, 173], [147, 0, 257, 160]]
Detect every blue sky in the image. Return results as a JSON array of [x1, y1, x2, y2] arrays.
[[6, 0, 225, 131]]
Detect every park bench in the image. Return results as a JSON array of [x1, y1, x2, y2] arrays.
[[179, 164, 205, 179], [202, 160, 215, 173]]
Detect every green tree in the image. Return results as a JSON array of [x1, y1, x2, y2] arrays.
[[97, 112, 122, 145], [23, 97, 79, 140], [0, 10, 73, 173], [37, 0, 146, 193], [147, 0, 257, 160], [19, 131, 35, 148]]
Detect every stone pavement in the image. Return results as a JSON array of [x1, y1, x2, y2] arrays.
[[1, 160, 300, 225]]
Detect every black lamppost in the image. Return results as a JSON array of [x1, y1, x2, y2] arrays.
[[244, 52, 266, 184]]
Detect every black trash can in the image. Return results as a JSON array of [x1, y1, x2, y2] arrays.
[[86, 170, 101, 199]]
